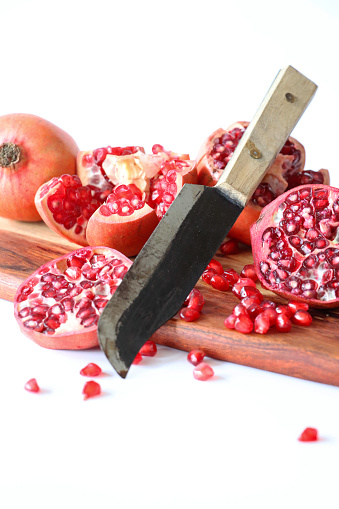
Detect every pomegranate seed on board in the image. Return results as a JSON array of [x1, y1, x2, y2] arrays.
[[240, 264, 258, 281], [223, 268, 240, 286], [139, 340, 157, 357], [254, 312, 271, 334], [209, 274, 229, 291], [275, 305, 293, 318], [80, 363, 102, 376], [291, 309, 313, 326], [224, 314, 236, 329], [219, 239, 239, 255], [287, 300, 309, 314], [82, 380, 101, 400], [180, 307, 201, 322], [298, 427, 318, 442], [24, 378, 40, 393], [206, 258, 224, 275], [187, 350, 205, 366], [186, 288, 204, 312], [275, 314, 292, 332], [193, 362, 214, 381], [234, 315, 253, 334]]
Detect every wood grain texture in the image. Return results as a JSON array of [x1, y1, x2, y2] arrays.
[[1, 217, 339, 386]]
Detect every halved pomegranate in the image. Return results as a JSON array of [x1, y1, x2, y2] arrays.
[[196, 121, 329, 244], [35, 174, 102, 246], [250, 184, 339, 308], [86, 151, 197, 256], [14, 246, 132, 349]]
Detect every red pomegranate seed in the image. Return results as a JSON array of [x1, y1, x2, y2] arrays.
[[132, 352, 143, 364], [240, 264, 258, 281], [287, 300, 309, 314], [201, 270, 214, 284], [233, 303, 250, 318], [239, 286, 264, 302], [80, 363, 102, 376], [298, 427, 318, 442], [223, 268, 240, 286], [219, 239, 239, 255], [206, 258, 224, 275], [254, 312, 271, 334], [232, 277, 257, 298], [247, 303, 262, 320], [180, 307, 200, 322], [187, 349, 205, 366], [234, 315, 253, 334], [24, 378, 40, 393], [275, 305, 293, 318], [82, 380, 101, 400], [186, 288, 204, 312], [224, 314, 236, 329], [260, 299, 276, 310], [262, 308, 278, 326], [292, 309, 313, 326], [209, 274, 229, 291], [139, 340, 157, 357], [275, 314, 292, 332], [193, 362, 214, 381]]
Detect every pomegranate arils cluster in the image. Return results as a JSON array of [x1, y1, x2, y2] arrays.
[[255, 185, 339, 304], [99, 184, 144, 217], [16, 248, 131, 336], [179, 288, 205, 322], [202, 258, 240, 292]]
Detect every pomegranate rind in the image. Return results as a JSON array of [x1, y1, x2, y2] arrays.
[[13, 246, 132, 350], [0, 113, 78, 222], [250, 184, 339, 309], [86, 204, 159, 257], [196, 121, 307, 245]]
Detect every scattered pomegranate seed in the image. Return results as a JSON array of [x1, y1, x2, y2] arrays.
[[233, 303, 250, 318], [82, 380, 101, 400], [275, 305, 293, 318], [239, 286, 264, 301], [254, 312, 270, 334], [261, 308, 278, 326], [24, 378, 40, 393], [180, 307, 201, 322], [298, 427, 318, 442], [219, 239, 239, 255], [187, 349, 205, 366], [241, 295, 262, 308], [223, 268, 240, 286], [234, 315, 253, 333], [224, 314, 236, 329], [186, 288, 204, 312], [193, 362, 214, 381], [132, 352, 143, 364], [209, 273, 229, 291], [292, 309, 313, 326], [260, 299, 276, 310], [275, 314, 292, 332], [287, 300, 309, 314], [240, 264, 258, 281], [247, 303, 262, 320], [206, 258, 224, 275], [232, 277, 257, 298], [80, 363, 102, 377], [140, 340, 158, 357]]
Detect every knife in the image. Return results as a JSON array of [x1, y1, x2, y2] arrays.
[[98, 65, 317, 378]]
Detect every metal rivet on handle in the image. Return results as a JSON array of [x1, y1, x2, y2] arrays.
[[250, 148, 261, 159], [285, 92, 295, 103]]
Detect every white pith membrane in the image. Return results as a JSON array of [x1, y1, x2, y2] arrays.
[[259, 186, 339, 302], [16, 248, 131, 335]]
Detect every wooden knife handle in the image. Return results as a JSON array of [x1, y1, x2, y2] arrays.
[[216, 65, 317, 207]]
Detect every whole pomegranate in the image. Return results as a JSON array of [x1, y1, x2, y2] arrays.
[[36, 144, 197, 257], [196, 121, 329, 244], [0, 113, 79, 221], [250, 184, 339, 308], [14, 246, 132, 349]]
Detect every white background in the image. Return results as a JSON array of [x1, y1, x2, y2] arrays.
[[1, 1, 339, 508]]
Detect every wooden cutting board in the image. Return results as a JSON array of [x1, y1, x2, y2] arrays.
[[1, 216, 339, 387]]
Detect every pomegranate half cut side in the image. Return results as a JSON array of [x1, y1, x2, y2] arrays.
[[195, 122, 329, 245], [14, 246, 132, 349], [250, 184, 339, 308]]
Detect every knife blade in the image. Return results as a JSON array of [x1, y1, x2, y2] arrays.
[[98, 65, 317, 378]]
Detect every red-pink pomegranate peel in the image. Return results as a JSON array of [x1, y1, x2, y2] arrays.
[[251, 184, 339, 308], [14, 246, 132, 349]]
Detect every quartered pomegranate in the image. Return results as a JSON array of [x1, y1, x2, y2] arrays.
[[36, 144, 197, 257], [196, 121, 329, 244], [14, 246, 132, 349], [251, 184, 339, 308]]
